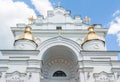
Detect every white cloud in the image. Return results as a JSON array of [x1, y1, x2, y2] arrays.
[[31, 0, 53, 17], [108, 10, 120, 46], [0, 0, 36, 49], [112, 10, 120, 17], [108, 10, 120, 34], [117, 33, 120, 46], [108, 17, 120, 34]]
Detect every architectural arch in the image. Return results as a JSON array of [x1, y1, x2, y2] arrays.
[[41, 45, 79, 81], [37, 36, 80, 82], [37, 36, 81, 60]]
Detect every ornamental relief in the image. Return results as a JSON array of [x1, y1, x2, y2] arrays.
[[5, 71, 26, 82], [93, 71, 115, 82], [42, 58, 75, 79]]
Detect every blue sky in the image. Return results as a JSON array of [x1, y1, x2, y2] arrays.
[[0, 0, 120, 50]]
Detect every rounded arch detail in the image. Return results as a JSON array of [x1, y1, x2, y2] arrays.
[[37, 36, 82, 60]]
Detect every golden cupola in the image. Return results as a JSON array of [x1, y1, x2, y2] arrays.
[[82, 25, 105, 50], [18, 26, 35, 41], [14, 26, 37, 50], [84, 26, 102, 42]]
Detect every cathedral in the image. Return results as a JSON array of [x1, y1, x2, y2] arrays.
[[0, 6, 120, 82]]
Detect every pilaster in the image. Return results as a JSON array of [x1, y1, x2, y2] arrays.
[[26, 67, 41, 82]]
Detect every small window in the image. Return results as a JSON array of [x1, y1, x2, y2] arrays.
[[53, 71, 66, 77], [56, 26, 62, 30]]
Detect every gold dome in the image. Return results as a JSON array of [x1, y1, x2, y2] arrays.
[[18, 26, 35, 41], [83, 26, 104, 43]]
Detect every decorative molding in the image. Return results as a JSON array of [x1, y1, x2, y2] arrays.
[[0, 67, 8, 72], [9, 57, 29, 60], [26, 67, 41, 73], [91, 57, 111, 61], [93, 71, 114, 82], [6, 71, 26, 82], [111, 68, 120, 79], [47, 58, 70, 67], [79, 67, 93, 72], [6, 71, 26, 78], [111, 68, 120, 72], [1, 50, 40, 56], [80, 51, 119, 56], [0, 60, 40, 65], [38, 36, 81, 52]]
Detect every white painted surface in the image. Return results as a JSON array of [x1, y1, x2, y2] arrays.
[[0, 6, 119, 82]]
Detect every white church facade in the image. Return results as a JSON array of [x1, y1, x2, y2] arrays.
[[0, 6, 120, 82]]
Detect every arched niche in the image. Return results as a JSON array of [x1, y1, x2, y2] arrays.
[[41, 45, 79, 81]]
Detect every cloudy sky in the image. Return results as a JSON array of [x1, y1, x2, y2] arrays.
[[0, 0, 120, 50]]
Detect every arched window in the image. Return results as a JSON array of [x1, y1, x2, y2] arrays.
[[53, 71, 66, 77]]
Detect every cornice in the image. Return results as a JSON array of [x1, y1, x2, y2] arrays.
[[11, 27, 108, 37], [0, 60, 41, 65], [0, 67, 8, 72], [78, 60, 120, 66], [80, 51, 119, 56], [79, 67, 93, 72], [111, 68, 120, 72], [0, 50, 39, 56], [26, 67, 41, 73]]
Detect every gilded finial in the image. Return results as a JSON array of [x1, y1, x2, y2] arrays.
[[28, 16, 36, 23], [24, 26, 32, 33], [88, 26, 94, 32], [84, 16, 91, 23]]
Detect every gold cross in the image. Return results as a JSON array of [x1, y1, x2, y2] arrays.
[[28, 16, 36, 23], [84, 16, 91, 23]]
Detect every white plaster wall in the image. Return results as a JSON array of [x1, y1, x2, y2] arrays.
[[82, 40, 105, 51], [15, 40, 37, 50]]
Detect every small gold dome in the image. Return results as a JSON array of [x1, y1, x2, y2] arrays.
[[18, 26, 35, 41], [83, 25, 104, 44]]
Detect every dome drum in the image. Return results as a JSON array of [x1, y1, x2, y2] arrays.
[[82, 39, 105, 51], [81, 26, 105, 51], [14, 39, 37, 50], [14, 26, 38, 50]]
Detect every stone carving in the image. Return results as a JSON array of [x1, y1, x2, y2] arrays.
[[6, 71, 26, 82], [93, 71, 115, 82]]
